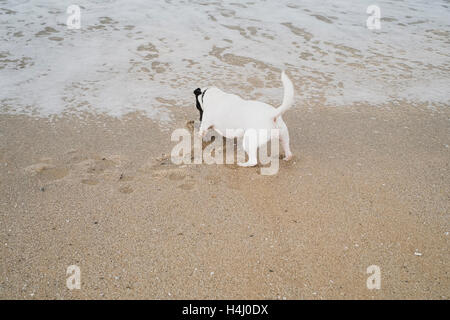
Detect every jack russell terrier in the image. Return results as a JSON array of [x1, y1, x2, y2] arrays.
[[193, 71, 294, 167]]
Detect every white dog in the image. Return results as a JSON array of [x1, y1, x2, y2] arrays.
[[193, 71, 294, 167]]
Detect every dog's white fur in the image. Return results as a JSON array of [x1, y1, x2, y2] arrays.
[[198, 71, 294, 166]]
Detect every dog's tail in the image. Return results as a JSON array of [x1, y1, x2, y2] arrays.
[[273, 71, 294, 118]]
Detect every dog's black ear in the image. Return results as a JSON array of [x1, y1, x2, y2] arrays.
[[194, 88, 202, 96], [193, 88, 203, 121]]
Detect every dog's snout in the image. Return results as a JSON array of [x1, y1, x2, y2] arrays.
[[193, 88, 202, 96]]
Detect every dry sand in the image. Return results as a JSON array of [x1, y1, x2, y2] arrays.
[[0, 102, 448, 299]]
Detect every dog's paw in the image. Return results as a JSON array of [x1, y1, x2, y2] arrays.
[[238, 161, 257, 167], [283, 154, 293, 161], [198, 129, 207, 138]]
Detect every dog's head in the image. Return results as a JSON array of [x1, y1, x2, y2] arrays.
[[193, 87, 204, 121]]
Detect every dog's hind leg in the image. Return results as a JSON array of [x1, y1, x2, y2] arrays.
[[277, 118, 293, 160], [238, 130, 258, 167]]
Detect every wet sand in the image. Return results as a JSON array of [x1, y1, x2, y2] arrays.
[[0, 102, 448, 299]]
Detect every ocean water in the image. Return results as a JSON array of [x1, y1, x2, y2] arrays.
[[1, 0, 449, 121]]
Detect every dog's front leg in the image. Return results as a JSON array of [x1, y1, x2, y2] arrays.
[[198, 118, 212, 139], [198, 127, 207, 138]]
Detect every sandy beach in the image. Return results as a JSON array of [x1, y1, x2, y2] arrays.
[[1, 0, 449, 299]]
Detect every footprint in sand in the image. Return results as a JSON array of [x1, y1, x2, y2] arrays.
[[24, 162, 68, 181], [81, 178, 99, 186], [76, 158, 115, 174], [140, 153, 198, 190], [138, 154, 175, 174], [72, 155, 129, 186], [177, 183, 194, 190], [168, 172, 186, 181], [119, 185, 134, 194]]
